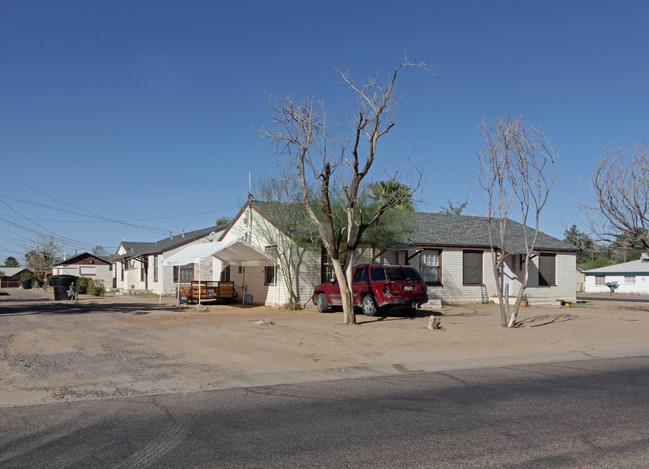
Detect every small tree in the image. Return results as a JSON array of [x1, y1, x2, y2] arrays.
[[563, 225, 596, 267], [261, 59, 431, 324], [24, 233, 62, 283], [478, 115, 556, 328], [3, 256, 19, 267]]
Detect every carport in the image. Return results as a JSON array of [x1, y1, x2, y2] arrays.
[[162, 238, 275, 306]]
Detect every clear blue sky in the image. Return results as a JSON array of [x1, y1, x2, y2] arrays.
[[1, 0, 648, 261]]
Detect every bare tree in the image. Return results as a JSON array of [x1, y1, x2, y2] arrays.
[[478, 115, 556, 328], [260, 60, 431, 324], [590, 143, 649, 251]]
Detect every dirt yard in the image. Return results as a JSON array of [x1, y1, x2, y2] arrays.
[[1, 288, 648, 406]]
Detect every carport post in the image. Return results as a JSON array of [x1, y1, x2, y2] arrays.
[[197, 261, 202, 307], [241, 264, 246, 304], [159, 257, 163, 304]]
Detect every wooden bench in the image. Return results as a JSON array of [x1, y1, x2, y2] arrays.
[[177, 281, 237, 304]]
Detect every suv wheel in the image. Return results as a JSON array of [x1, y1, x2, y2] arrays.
[[316, 293, 329, 313], [362, 295, 378, 316]]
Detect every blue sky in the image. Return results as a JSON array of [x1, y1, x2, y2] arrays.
[[1, 0, 648, 261]]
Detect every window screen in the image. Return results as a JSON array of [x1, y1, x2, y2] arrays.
[[538, 254, 556, 286], [419, 250, 440, 283], [463, 250, 483, 285]]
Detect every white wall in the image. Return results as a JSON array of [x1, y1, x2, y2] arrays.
[[52, 264, 113, 288], [584, 273, 649, 294], [382, 248, 576, 305], [114, 238, 216, 295]]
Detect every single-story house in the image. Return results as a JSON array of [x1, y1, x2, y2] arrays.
[[0, 266, 31, 288], [583, 255, 649, 294], [52, 253, 114, 287], [113, 224, 226, 295], [208, 200, 577, 307]]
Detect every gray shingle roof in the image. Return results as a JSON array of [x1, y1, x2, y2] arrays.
[[251, 200, 574, 253], [117, 224, 226, 260], [401, 212, 576, 253]]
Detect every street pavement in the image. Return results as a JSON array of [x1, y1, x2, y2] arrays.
[[2, 355, 649, 468]]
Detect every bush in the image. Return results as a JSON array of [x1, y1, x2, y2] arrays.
[[77, 277, 91, 295], [90, 279, 106, 297]]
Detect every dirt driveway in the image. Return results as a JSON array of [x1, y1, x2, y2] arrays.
[[1, 288, 648, 406]]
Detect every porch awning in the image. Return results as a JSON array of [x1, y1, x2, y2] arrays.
[[162, 239, 274, 267]]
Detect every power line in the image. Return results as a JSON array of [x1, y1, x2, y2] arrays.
[[1, 172, 172, 235], [0, 194, 237, 223], [0, 201, 96, 250]]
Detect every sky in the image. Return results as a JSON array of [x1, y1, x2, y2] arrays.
[[1, 0, 648, 262]]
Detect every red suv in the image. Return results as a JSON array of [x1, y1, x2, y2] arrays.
[[312, 264, 429, 316]]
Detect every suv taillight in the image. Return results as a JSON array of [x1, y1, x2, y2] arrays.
[[384, 281, 392, 296]]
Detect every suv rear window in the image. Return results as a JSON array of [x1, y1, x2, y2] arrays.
[[384, 266, 424, 282]]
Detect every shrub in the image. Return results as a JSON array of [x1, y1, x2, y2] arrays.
[[77, 277, 91, 294], [90, 279, 106, 297]]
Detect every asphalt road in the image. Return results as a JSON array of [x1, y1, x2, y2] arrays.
[[577, 292, 649, 303], [2, 355, 649, 468]]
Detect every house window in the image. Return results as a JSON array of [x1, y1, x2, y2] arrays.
[[173, 265, 193, 282], [321, 247, 334, 283], [624, 275, 636, 285], [419, 249, 441, 284], [538, 254, 556, 286], [463, 250, 483, 285], [595, 275, 605, 286], [79, 266, 96, 276], [265, 246, 277, 285], [120, 263, 124, 281], [153, 255, 159, 282]]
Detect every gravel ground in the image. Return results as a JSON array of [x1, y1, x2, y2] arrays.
[[2, 287, 649, 407]]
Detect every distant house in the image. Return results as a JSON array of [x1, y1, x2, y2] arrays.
[[583, 255, 649, 294], [215, 201, 577, 307], [52, 253, 113, 287], [113, 225, 226, 295], [0, 266, 31, 288]]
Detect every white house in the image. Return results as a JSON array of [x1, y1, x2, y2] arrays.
[[215, 201, 577, 307], [583, 255, 649, 294], [113, 225, 226, 295]]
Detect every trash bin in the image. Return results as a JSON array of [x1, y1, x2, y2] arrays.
[[52, 275, 78, 301], [20, 279, 32, 289]]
